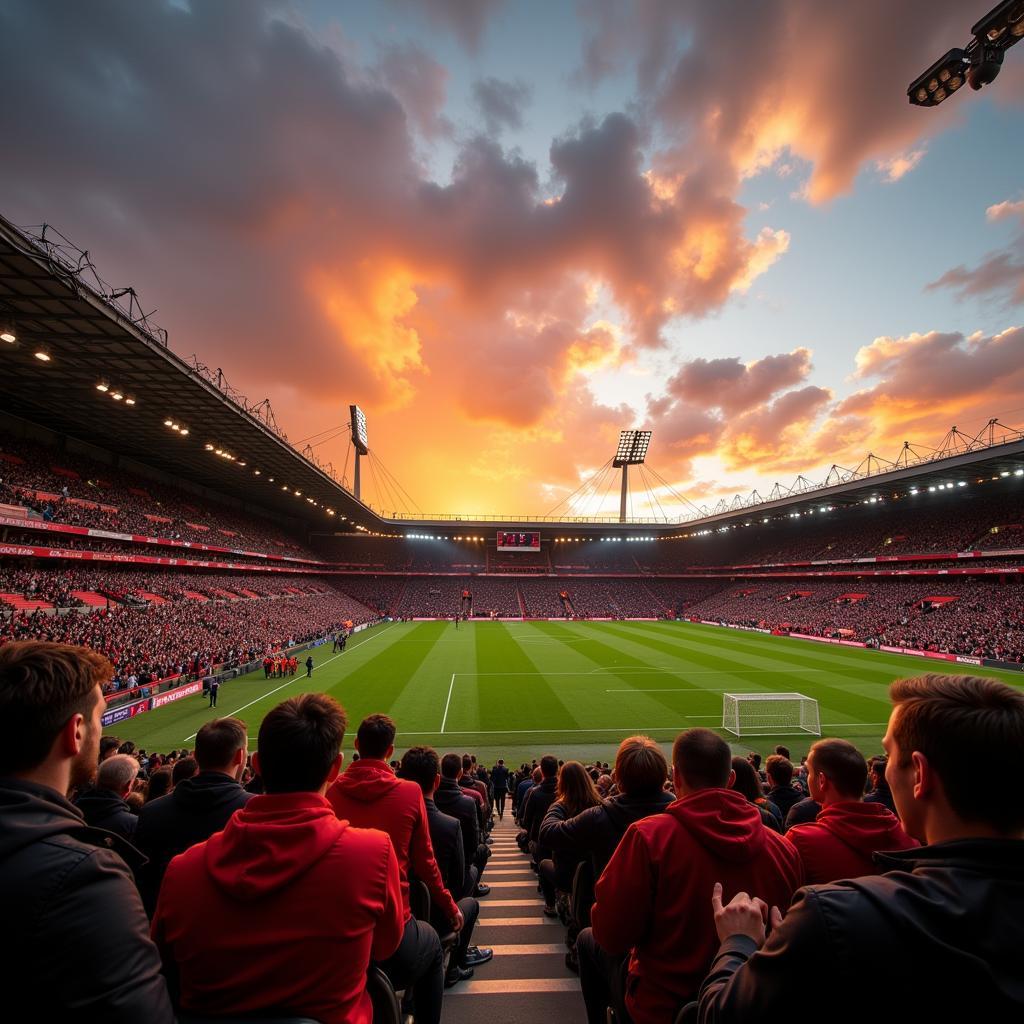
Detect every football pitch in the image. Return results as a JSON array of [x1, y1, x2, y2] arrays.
[[107, 620, 1024, 763]]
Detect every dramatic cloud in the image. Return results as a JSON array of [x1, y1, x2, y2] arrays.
[[928, 199, 1024, 307], [472, 76, 531, 134], [387, 0, 506, 53]]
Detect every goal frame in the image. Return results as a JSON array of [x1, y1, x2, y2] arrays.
[[722, 692, 821, 738]]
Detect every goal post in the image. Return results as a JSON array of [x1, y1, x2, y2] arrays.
[[722, 692, 821, 738]]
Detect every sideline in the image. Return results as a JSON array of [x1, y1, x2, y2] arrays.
[[184, 622, 395, 741]]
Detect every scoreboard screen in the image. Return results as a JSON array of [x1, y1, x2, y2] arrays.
[[496, 531, 541, 552]]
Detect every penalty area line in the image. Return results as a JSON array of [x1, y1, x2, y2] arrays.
[[184, 622, 394, 741]]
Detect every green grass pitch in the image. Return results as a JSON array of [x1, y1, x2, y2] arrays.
[[106, 620, 1024, 764]]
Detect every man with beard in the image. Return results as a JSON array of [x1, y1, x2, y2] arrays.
[[0, 641, 172, 1021]]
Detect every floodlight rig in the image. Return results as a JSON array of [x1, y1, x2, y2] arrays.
[[908, 1, 1023, 106], [349, 404, 369, 501], [612, 430, 652, 523]]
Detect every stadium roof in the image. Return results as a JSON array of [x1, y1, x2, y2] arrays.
[[2, 213, 1023, 539], [0, 215, 385, 531]]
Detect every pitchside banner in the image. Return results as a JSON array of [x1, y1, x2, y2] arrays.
[[150, 680, 203, 708], [101, 696, 151, 728]]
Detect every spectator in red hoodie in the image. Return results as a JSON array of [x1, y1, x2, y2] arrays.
[[579, 728, 804, 1024], [151, 694, 404, 1024], [328, 714, 461, 1024], [784, 738, 917, 883]]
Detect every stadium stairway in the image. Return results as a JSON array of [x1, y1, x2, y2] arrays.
[[443, 816, 586, 1024]]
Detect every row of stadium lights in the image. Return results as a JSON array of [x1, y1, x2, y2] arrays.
[[2, 325, 53, 363]]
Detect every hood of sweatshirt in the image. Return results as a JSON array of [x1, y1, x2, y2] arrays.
[[204, 791, 347, 900], [329, 759, 401, 804], [603, 789, 674, 831], [666, 788, 767, 864], [813, 800, 917, 856]]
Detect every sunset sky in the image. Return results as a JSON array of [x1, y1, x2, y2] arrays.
[[2, 0, 1023, 519]]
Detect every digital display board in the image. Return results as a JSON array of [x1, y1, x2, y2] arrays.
[[497, 531, 540, 552]]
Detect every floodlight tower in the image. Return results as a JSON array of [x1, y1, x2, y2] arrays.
[[349, 404, 369, 500], [612, 430, 651, 523]]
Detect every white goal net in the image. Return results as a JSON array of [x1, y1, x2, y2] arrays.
[[722, 692, 821, 737]]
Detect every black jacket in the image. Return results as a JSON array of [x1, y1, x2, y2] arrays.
[[491, 764, 510, 795], [133, 770, 251, 914], [425, 797, 469, 900], [0, 778, 172, 1021], [782, 797, 820, 832], [539, 789, 674, 879], [521, 776, 558, 850], [698, 839, 1024, 1021], [74, 787, 138, 841], [863, 783, 897, 815], [766, 784, 802, 820], [434, 777, 480, 874]]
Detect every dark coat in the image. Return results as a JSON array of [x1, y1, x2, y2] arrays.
[[783, 798, 820, 832], [133, 770, 251, 914], [0, 778, 172, 1021], [424, 797, 469, 900], [539, 789, 674, 879], [491, 764, 511, 795], [74, 787, 139, 841], [766, 784, 802, 820], [433, 777, 479, 875], [521, 776, 558, 850], [698, 839, 1024, 1020]]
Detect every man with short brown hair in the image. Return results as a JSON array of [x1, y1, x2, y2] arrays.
[[154, 693, 403, 1022], [0, 641, 172, 1021], [580, 729, 803, 1024], [699, 674, 1024, 1020], [134, 715, 251, 913], [783, 738, 916, 883]]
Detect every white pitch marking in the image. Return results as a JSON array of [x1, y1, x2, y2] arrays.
[[440, 672, 456, 733], [185, 623, 394, 741]]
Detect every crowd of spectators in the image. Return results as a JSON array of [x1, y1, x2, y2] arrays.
[[3, 643, 1021, 1021], [0, 433, 319, 557], [0, 581, 376, 688]]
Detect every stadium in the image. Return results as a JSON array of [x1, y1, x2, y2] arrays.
[[2, 3, 1023, 1023]]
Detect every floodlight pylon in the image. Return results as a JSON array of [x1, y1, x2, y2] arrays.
[[612, 429, 652, 522]]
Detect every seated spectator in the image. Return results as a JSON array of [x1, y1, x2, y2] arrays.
[[863, 754, 897, 814], [435, 752, 490, 895], [134, 717, 250, 915], [74, 753, 140, 840], [765, 754, 802, 824], [171, 754, 198, 786], [699, 674, 1024, 1020], [521, 754, 559, 869], [783, 795, 820, 831], [729, 756, 782, 832], [581, 728, 804, 1024], [153, 693, 403, 1022], [536, 761, 602, 915], [145, 766, 173, 802], [540, 735, 673, 883], [784, 738, 917, 883], [0, 641, 172, 1020], [328, 714, 459, 1024], [399, 746, 493, 987]]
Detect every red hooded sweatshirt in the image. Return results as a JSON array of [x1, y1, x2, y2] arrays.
[[327, 758, 458, 923], [152, 792, 404, 1024], [784, 799, 919, 883], [591, 788, 804, 1024]]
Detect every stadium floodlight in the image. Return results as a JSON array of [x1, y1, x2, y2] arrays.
[[613, 429, 652, 467], [349, 403, 369, 500], [909, 2, 1023, 105], [0, 327, 15, 343], [722, 693, 821, 737]]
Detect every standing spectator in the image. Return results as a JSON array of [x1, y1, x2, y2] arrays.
[[699, 674, 1024, 1020], [134, 717, 251, 915], [0, 641, 172, 1021], [74, 753, 140, 841], [863, 754, 897, 814], [305, 655, 314, 678], [328, 714, 460, 1024], [491, 758, 510, 820], [764, 755, 802, 825], [784, 738, 916, 883], [207, 677, 219, 708], [152, 694, 404, 1022], [580, 728, 804, 1024]]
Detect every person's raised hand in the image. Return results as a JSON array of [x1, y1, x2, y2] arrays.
[[711, 882, 779, 945]]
